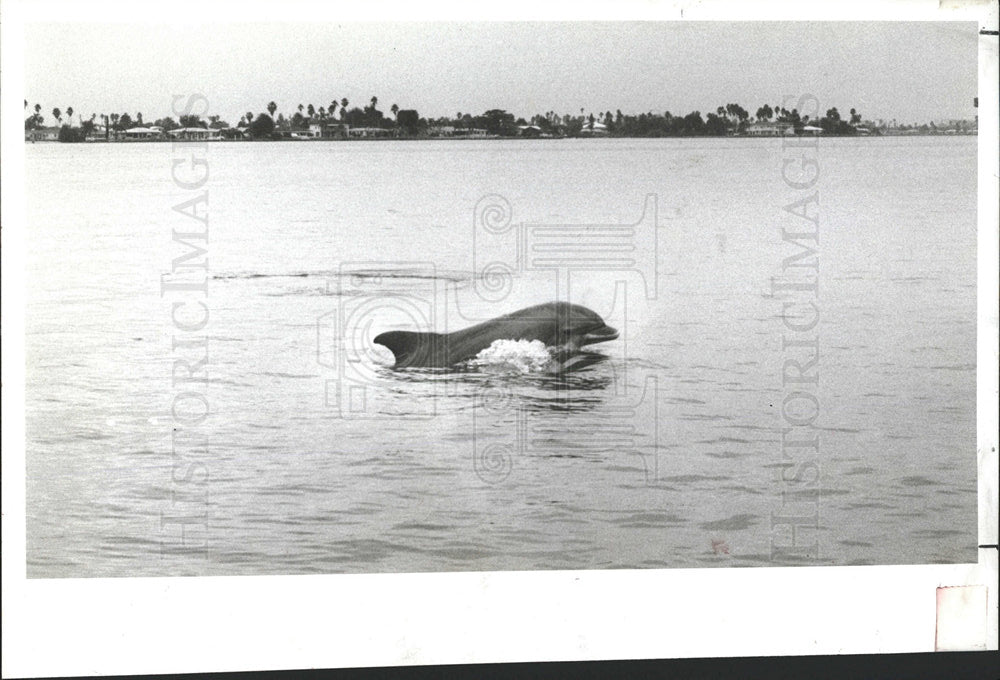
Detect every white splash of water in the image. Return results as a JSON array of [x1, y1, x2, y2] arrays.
[[467, 339, 555, 373]]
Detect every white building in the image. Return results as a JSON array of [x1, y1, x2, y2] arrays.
[[168, 127, 221, 141], [745, 121, 794, 136], [427, 125, 456, 137], [347, 127, 392, 138], [578, 121, 609, 136], [122, 127, 163, 140], [26, 126, 60, 142]]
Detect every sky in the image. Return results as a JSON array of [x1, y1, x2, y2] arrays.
[[23, 21, 979, 127]]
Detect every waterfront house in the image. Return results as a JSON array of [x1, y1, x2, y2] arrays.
[[324, 121, 348, 139], [745, 121, 794, 136], [428, 126, 489, 138], [455, 127, 488, 138], [218, 127, 246, 140], [86, 126, 108, 142], [322, 122, 347, 139], [168, 127, 220, 141], [347, 126, 392, 138], [26, 126, 60, 142], [122, 127, 163, 140], [578, 121, 609, 136], [289, 125, 321, 139]]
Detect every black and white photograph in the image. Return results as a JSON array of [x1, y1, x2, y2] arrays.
[[2, 0, 997, 675]]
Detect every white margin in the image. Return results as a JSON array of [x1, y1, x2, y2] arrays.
[[2, 0, 997, 676]]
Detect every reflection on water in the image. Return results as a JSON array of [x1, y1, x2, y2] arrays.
[[24, 137, 978, 577], [375, 355, 616, 419], [381, 338, 616, 416]]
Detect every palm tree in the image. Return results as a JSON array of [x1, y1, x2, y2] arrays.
[[66, 106, 74, 124], [340, 98, 348, 119], [298, 103, 304, 114], [267, 101, 277, 118], [136, 112, 143, 126], [391, 103, 399, 120], [330, 100, 338, 117], [81, 114, 96, 137], [319, 106, 326, 121], [52, 107, 62, 125], [307, 104, 315, 120], [246, 112, 254, 124]]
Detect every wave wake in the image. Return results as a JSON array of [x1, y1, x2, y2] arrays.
[[465, 339, 555, 373]]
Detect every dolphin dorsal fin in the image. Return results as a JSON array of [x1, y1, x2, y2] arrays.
[[373, 331, 439, 367]]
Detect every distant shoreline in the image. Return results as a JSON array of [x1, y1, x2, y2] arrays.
[[24, 93, 980, 147], [25, 101, 978, 144], [24, 132, 978, 144]]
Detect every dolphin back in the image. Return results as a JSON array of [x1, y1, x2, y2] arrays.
[[374, 301, 617, 369]]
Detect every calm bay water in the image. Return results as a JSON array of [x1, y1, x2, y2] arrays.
[[25, 136, 977, 577]]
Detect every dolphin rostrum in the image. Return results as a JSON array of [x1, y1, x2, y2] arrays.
[[373, 301, 619, 369]]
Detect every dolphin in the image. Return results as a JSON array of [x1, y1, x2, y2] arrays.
[[373, 301, 619, 369]]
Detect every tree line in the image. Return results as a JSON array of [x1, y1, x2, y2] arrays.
[[27, 95, 949, 141]]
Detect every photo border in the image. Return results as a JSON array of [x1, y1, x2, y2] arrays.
[[3, 0, 997, 676]]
